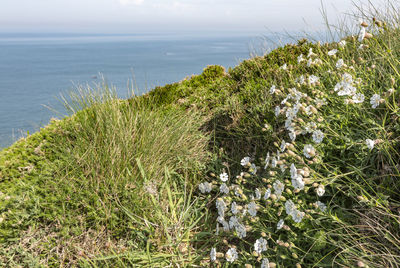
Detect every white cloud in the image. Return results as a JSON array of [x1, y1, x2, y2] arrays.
[[119, 0, 144, 6]]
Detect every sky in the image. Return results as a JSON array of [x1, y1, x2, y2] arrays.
[[0, 0, 373, 34]]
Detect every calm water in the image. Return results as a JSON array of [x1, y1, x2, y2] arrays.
[[0, 33, 267, 148]]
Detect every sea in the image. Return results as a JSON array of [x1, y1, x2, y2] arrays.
[[0, 32, 277, 148]]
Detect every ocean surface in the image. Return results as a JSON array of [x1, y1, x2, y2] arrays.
[[0, 33, 271, 148]]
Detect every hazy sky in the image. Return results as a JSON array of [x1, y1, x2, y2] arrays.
[[0, 0, 372, 33]]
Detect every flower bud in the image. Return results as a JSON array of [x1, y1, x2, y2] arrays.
[[261, 232, 267, 237], [216, 252, 224, 258], [375, 20, 383, 27], [287, 150, 296, 157], [361, 21, 368, 27], [311, 106, 318, 114], [364, 32, 373, 39]]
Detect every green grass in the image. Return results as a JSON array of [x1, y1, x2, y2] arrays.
[[1, 1, 400, 267]]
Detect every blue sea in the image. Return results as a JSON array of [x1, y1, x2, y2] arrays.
[[0, 32, 271, 148]]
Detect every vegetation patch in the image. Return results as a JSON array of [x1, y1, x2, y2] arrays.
[[1, 2, 400, 267]]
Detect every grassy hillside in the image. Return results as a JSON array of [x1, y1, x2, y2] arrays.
[[1, 4, 400, 267]]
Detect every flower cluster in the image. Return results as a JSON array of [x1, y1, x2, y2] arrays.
[[198, 23, 388, 266]]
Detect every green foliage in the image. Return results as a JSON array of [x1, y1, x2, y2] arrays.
[[1, 2, 400, 267]]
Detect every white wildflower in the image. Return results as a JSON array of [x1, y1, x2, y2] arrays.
[[240, 156, 251, 167], [216, 198, 227, 217], [307, 58, 313, 67], [220, 183, 229, 194], [255, 188, 261, 199], [316, 185, 325, 196], [292, 210, 305, 223], [271, 157, 277, 168], [261, 258, 270, 268], [248, 201, 258, 217], [358, 44, 367, 50], [342, 72, 353, 83], [338, 84, 357, 96], [270, 85, 276, 94], [286, 107, 298, 120], [250, 163, 258, 175], [297, 75, 305, 84], [328, 49, 337, 56], [273, 180, 285, 197], [275, 106, 281, 117], [336, 58, 345, 69], [358, 26, 366, 42], [234, 186, 242, 197], [304, 105, 311, 116], [289, 130, 296, 141], [277, 219, 284, 230], [231, 201, 239, 215], [226, 248, 238, 263], [303, 144, 315, 158], [307, 48, 315, 58], [280, 164, 286, 173], [292, 174, 305, 190], [281, 95, 290, 105], [254, 237, 268, 254], [235, 223, 247, 238], [312, 130, 324, 144], [229, 215, 239, 229], [285, 199, 296, 216], [217, 216, 230, 231], [309, 75, 319, 85], [280, 63, 287, 70], [199, 182, 212, 193], [264, 152, 270, 169], [370, 94, 381, 109], [264, 188, 271, 200], [297, 54, 305, 63], [220, 172, 228, 182], [304, 121, 317, 134], [280, 140, 287, 152], [352, 93, 365, 103], [314, 58, 322, 65], [285, 118, 293, 130], [315, 98, 327, 107], [366, 139, 375, 150], [290, 163, 297, 179], [338, 40, 347, 48], [316, 201, 327, 212], [210, 248, 217, 262]]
